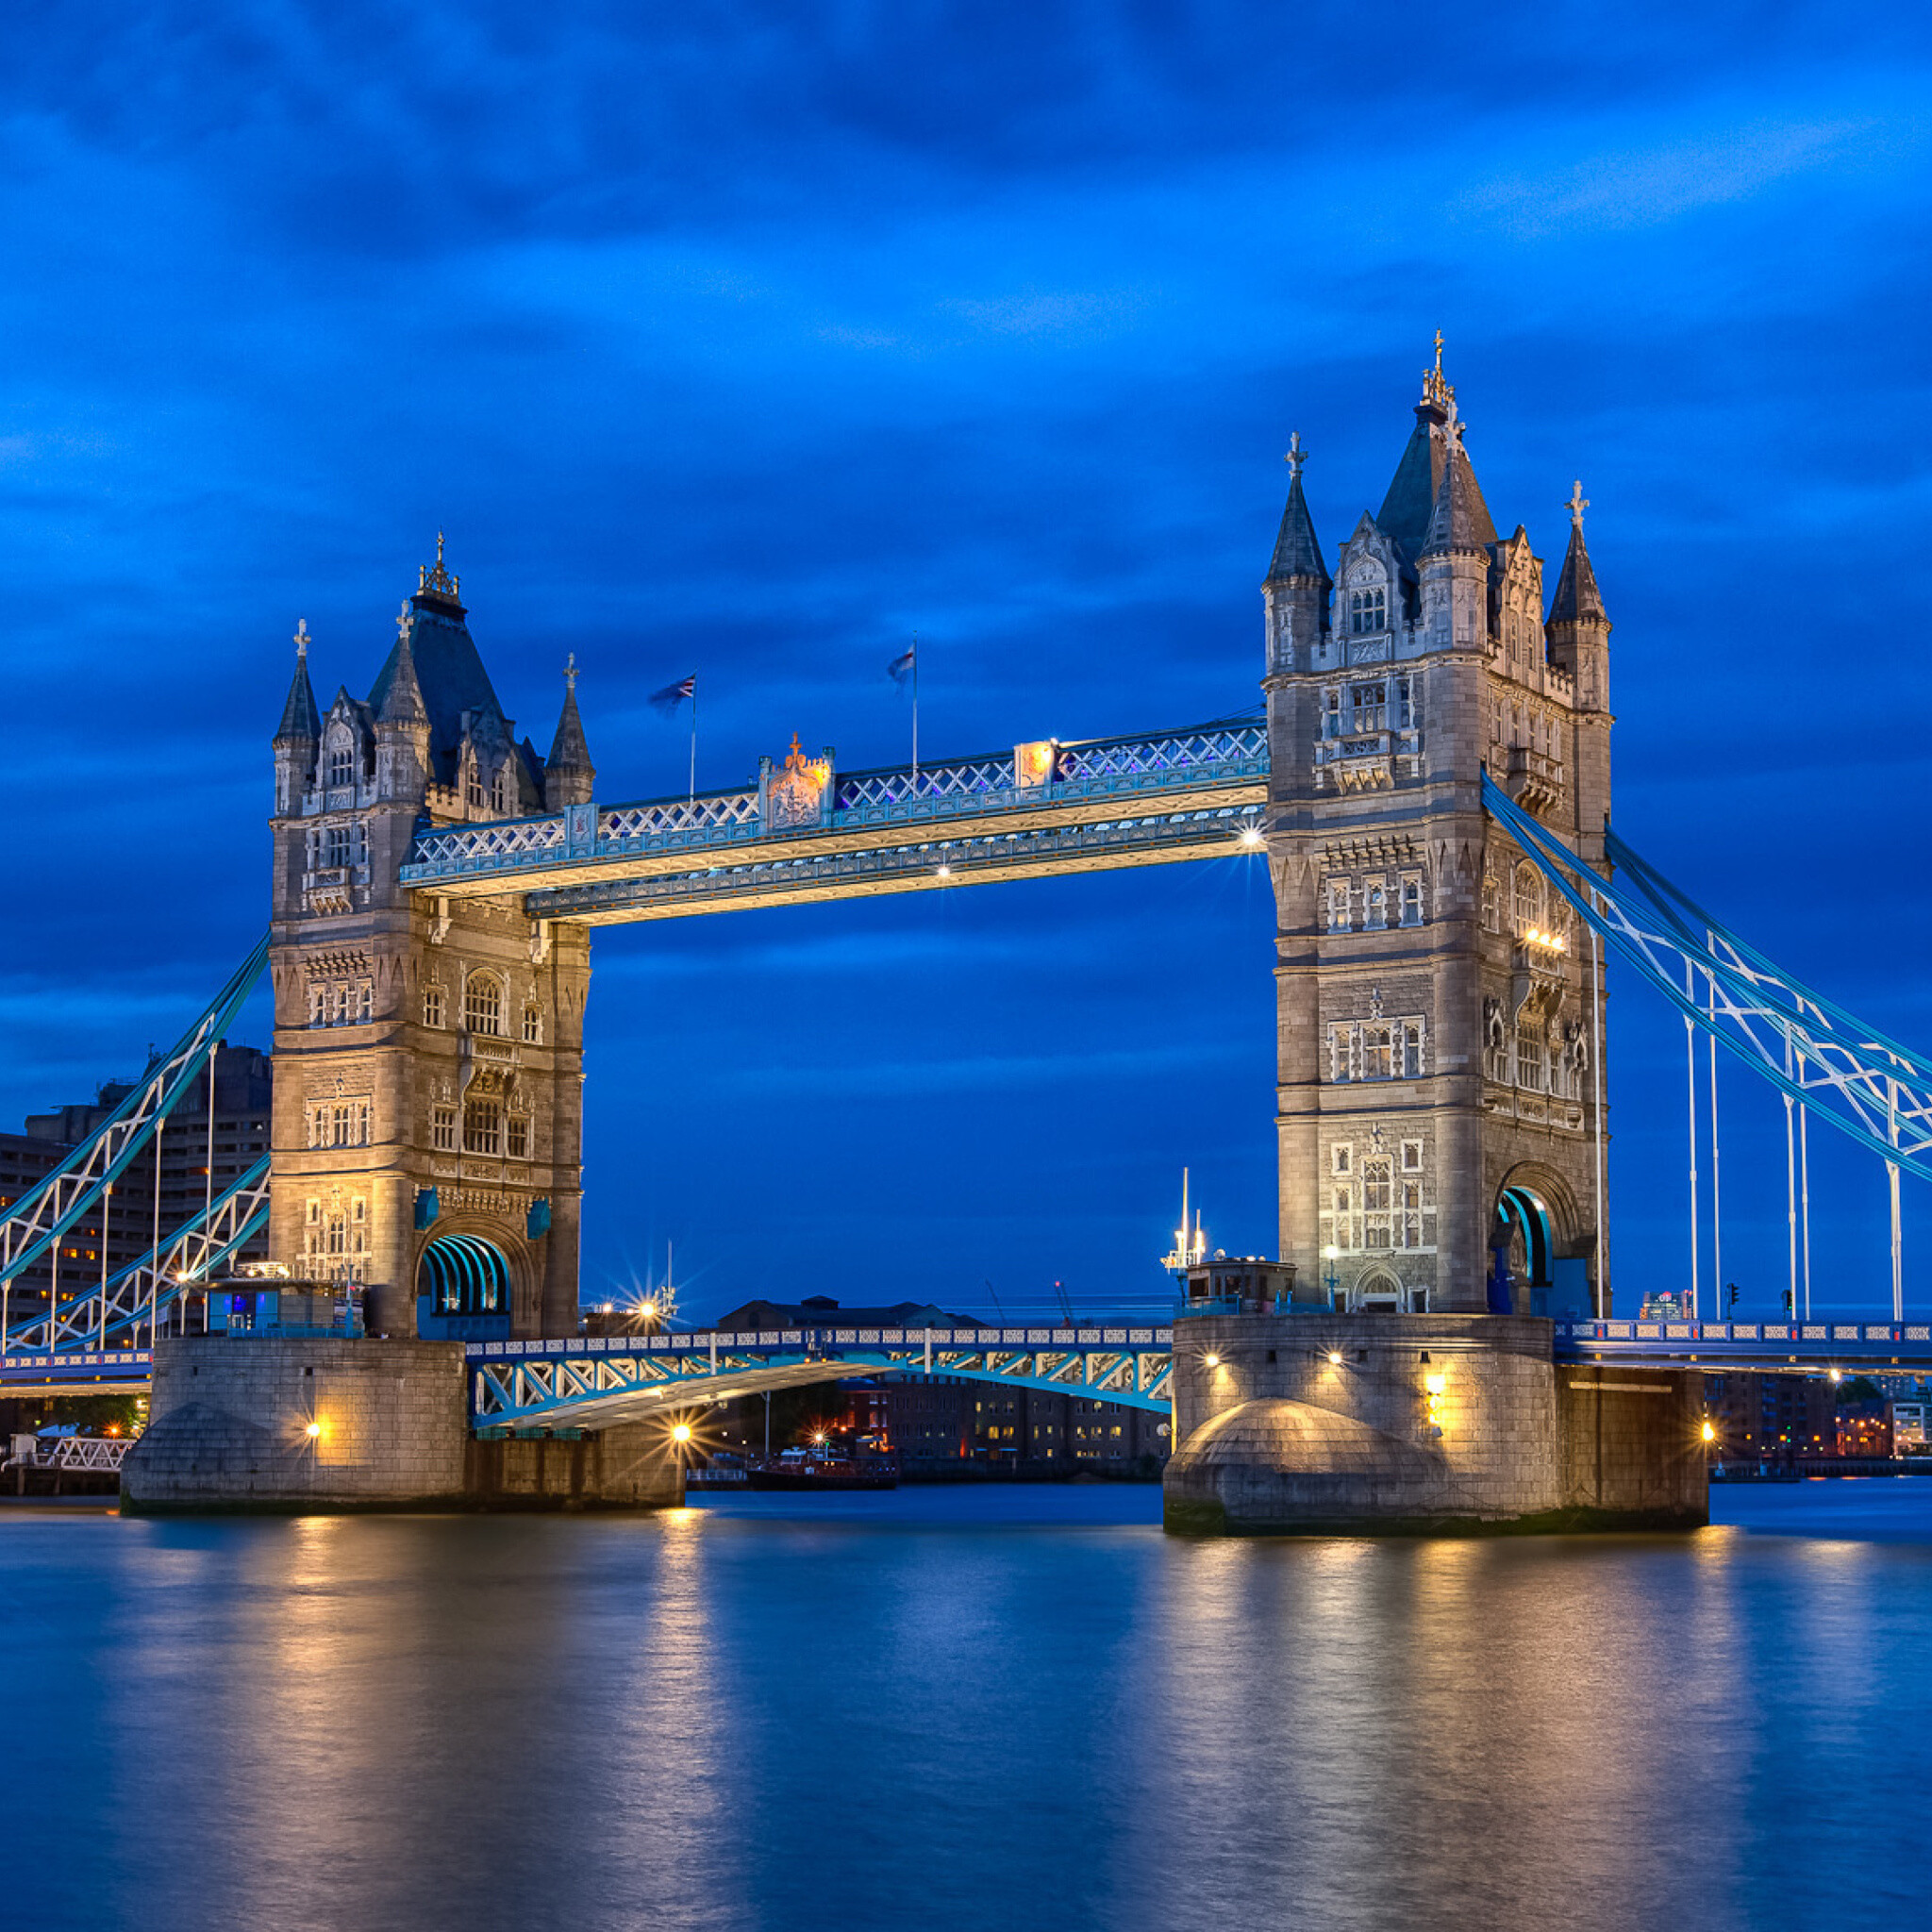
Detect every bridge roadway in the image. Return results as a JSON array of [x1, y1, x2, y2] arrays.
[[12, 1318, 1932, 1417], [396, 719, 1268, 921]]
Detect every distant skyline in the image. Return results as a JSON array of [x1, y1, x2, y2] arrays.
[[3, 4, 1929, 1318]]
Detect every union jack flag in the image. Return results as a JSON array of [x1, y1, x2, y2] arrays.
[[650, 674, 696, 712]]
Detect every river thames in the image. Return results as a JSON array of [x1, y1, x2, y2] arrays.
[[6, 1482, 1929, 1931]]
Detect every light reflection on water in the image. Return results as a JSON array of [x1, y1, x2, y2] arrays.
[[4, 1482, 1930, 1932]]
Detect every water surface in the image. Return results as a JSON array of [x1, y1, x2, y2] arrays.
[[4, 1480, 1927, 1931]]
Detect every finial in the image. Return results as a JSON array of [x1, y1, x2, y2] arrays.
[[396, 599, 413, 641], [436, 529, 445, 567], [564, 651, 578, 692], [1566, 479, 1589, 530], [293, 618, 309, 659], [1433, 327, 1444, 374], [1284, 430, 1307, 477], [420, 532, 460, 600], [1420, 329, 1455, 411]]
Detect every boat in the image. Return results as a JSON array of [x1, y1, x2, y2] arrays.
[[742, 1448, 898, 1491]]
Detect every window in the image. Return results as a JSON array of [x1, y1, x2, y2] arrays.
[[326, 738, 354, 789], [357, 981, 373, 1024], [431, 1105, 458, 1153], [1402, 1023, 1424, 1079], [1482, 874, 1501, 933], [1362, 1159, 1392, 1248], [506, 1114, 529, 1159], [522, 1005, 542, 1045], [463, 974, 503, 1037], [424, 986, 444, 1028], [1364, 881, 1388, 930], [1326, 880, 1351, 933], [1361, 1025, 1392, 1080], [1401, 1181, 1424, 1249], [309, 987, 326, 1027], [1329, 1025, 1352, 1083], [1400, 875, 1424, 927], [491, 770, 508, 814], [1332, 1145, 1351, 1175], [1324, 688, 1341, 740], [1402, 1140, 1423, 1174], [1516, 1026, 1546, 1092], [1348, 682, 1387, 731], [324, 824, 351, 868], [1349, 586, 1387, 634], [1395, 675, 1416, 730], [333, 1104, 351, 1146], [1514, 863, 1542, 933], [462, 1097, 501, 1155], [466, 758, 485, 809]]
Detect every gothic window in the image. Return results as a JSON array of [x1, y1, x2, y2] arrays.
[[1361, 1025, 1392, 1080], [1482, 873, 1501, 933], [1513, 862, 1543, 933], [462, 1097, 502, 1155], [1348, 682, 1387, 731], [1332, 1145, 1351, 1175], [465, 755, 485, 809], [324, 824, 350, 868], [333, 1104, 351, 1146], [309, 987, 326, 1027], [1516, 1025, 1546, 1093], [1326, 880, 1351, 933], [1401, 1180, 1424, 1249], [430, 1105, 457, 1153], [424, 986, 444, 1028], [1324, 688, 1341, 740], [522, 1005, 542, 1045], [1395, 675, 1416, 730], [491, 768, 508, 815], [326, 736, 354, 789], [1400, 875, 1424, 927], [1401, 1023, 1424, 1079], [307, 1108, 322, 1149], [1349, 586, 1387, 635], [1328, 1026, 1352, 1083], [1364, 882, 1388, 930], [1362, 1159, 1393, 1248], [1401, 1140, 1423, 1174], [506, 1114, 529, 1160], [356, 981, 373, 1024], [462, 973, 503, 1037], [326, 1213, 346, 1257]]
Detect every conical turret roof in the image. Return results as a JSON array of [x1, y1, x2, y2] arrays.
[[275, 625, 321, 742], [1549, 487, 1608, 625], [546, 658, 594, 777], [1419, 416, 1492, 557], [376, 611, 430, 726], [1265, 435, 1330, 585]]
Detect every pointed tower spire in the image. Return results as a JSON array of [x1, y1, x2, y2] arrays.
[[544, 653, 596, 808], [376, 603, 430, 726], [275, 619, 322, 743], [1420, 406, 1488, 557], [1265, 432, 1331, 587], [1548, 480, 1608, 625]]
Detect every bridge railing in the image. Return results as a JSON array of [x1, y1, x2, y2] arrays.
[[402, 719, 1268, 884]]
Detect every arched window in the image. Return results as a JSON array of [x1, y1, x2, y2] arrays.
[[326, 734, 355, 789], [522, 1004, 542, 1045], [491, 768, 508, 815], [1513, 862, 1543, 933], [462, 973, 503, 1037], [1349, 586, 1387, 635], [424, 986, 444, 1028], [1362, 1159, 1393, 1248], [465, 753, 485, 809]]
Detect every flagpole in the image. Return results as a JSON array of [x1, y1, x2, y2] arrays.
[[910, 632, 919, 791], [689, 675, 697, 807]]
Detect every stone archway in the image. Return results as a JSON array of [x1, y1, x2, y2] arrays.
[[418, 1233, 513, 1336]]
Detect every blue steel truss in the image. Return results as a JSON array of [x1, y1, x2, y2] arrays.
[[399, 717, 1269, 903], [4, 1157, 270, 1354], [0, 939, 270, 1289], [467, 1326, 1178, 1429], [1484, 775, 1932, 1185]]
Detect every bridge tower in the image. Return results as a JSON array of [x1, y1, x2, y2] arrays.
[[1262, 351, 1613, 1317], [266, 546, 593, 1340]]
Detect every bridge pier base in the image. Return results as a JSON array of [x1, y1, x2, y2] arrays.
[[120, 1338, 683, 1514], [1162, 1313, 1706, 1536]]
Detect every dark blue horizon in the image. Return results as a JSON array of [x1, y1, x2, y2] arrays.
[[3, 4, 1929, 1323]]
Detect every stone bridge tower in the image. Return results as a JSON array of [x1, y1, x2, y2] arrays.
[[266, 545, 594, 1340], [1261, 351, 1613, 1317]]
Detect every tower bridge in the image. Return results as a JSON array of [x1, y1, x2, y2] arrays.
[[6, 346, 1927, 1526]]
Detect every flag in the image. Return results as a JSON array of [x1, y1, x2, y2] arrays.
[[886, 645, 915, 687], [650, 674, 696, 713]]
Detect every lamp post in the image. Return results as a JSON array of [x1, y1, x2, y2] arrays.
[[1324, 1245, 1341, 1310]]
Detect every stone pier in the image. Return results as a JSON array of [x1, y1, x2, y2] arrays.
[[1162, 1311, 1705, 1535], [121, 1337, 683, 1514]]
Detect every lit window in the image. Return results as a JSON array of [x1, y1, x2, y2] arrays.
[[463, 974, 502, 1037], [1327, 880, 1351, 933], [462, 1097, 501, 1155], [1514, 862, 1542, 933]]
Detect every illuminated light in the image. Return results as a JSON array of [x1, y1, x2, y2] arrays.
[[936, 864, 952, 879], [1424, 1374, 1446, 1395], [1240, 825, 1263, 849], [1701, 1420, 1717, 1442], [305, 1421, 323, 1440], [1203, 1354, 1221, 1369], [1829, 1368, 1842, 1384], [672, 1423, 691, 1443], [1324, 1245, 1340, 1260], [1327, 1351, 1343, 1366], [813, 1432, 828, 1446]]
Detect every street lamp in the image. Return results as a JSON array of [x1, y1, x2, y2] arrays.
[[1324, 1244, 1341, 1308]]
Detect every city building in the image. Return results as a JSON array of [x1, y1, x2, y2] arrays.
[[1892, 1400, 1928, 1449], [1702, 1372, 1838, 1464], [1836, 1402, 1894, 1459], [0, 1043, 272, 1326]]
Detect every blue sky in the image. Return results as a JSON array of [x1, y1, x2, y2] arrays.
[[3, 3, 1930, 1321]]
